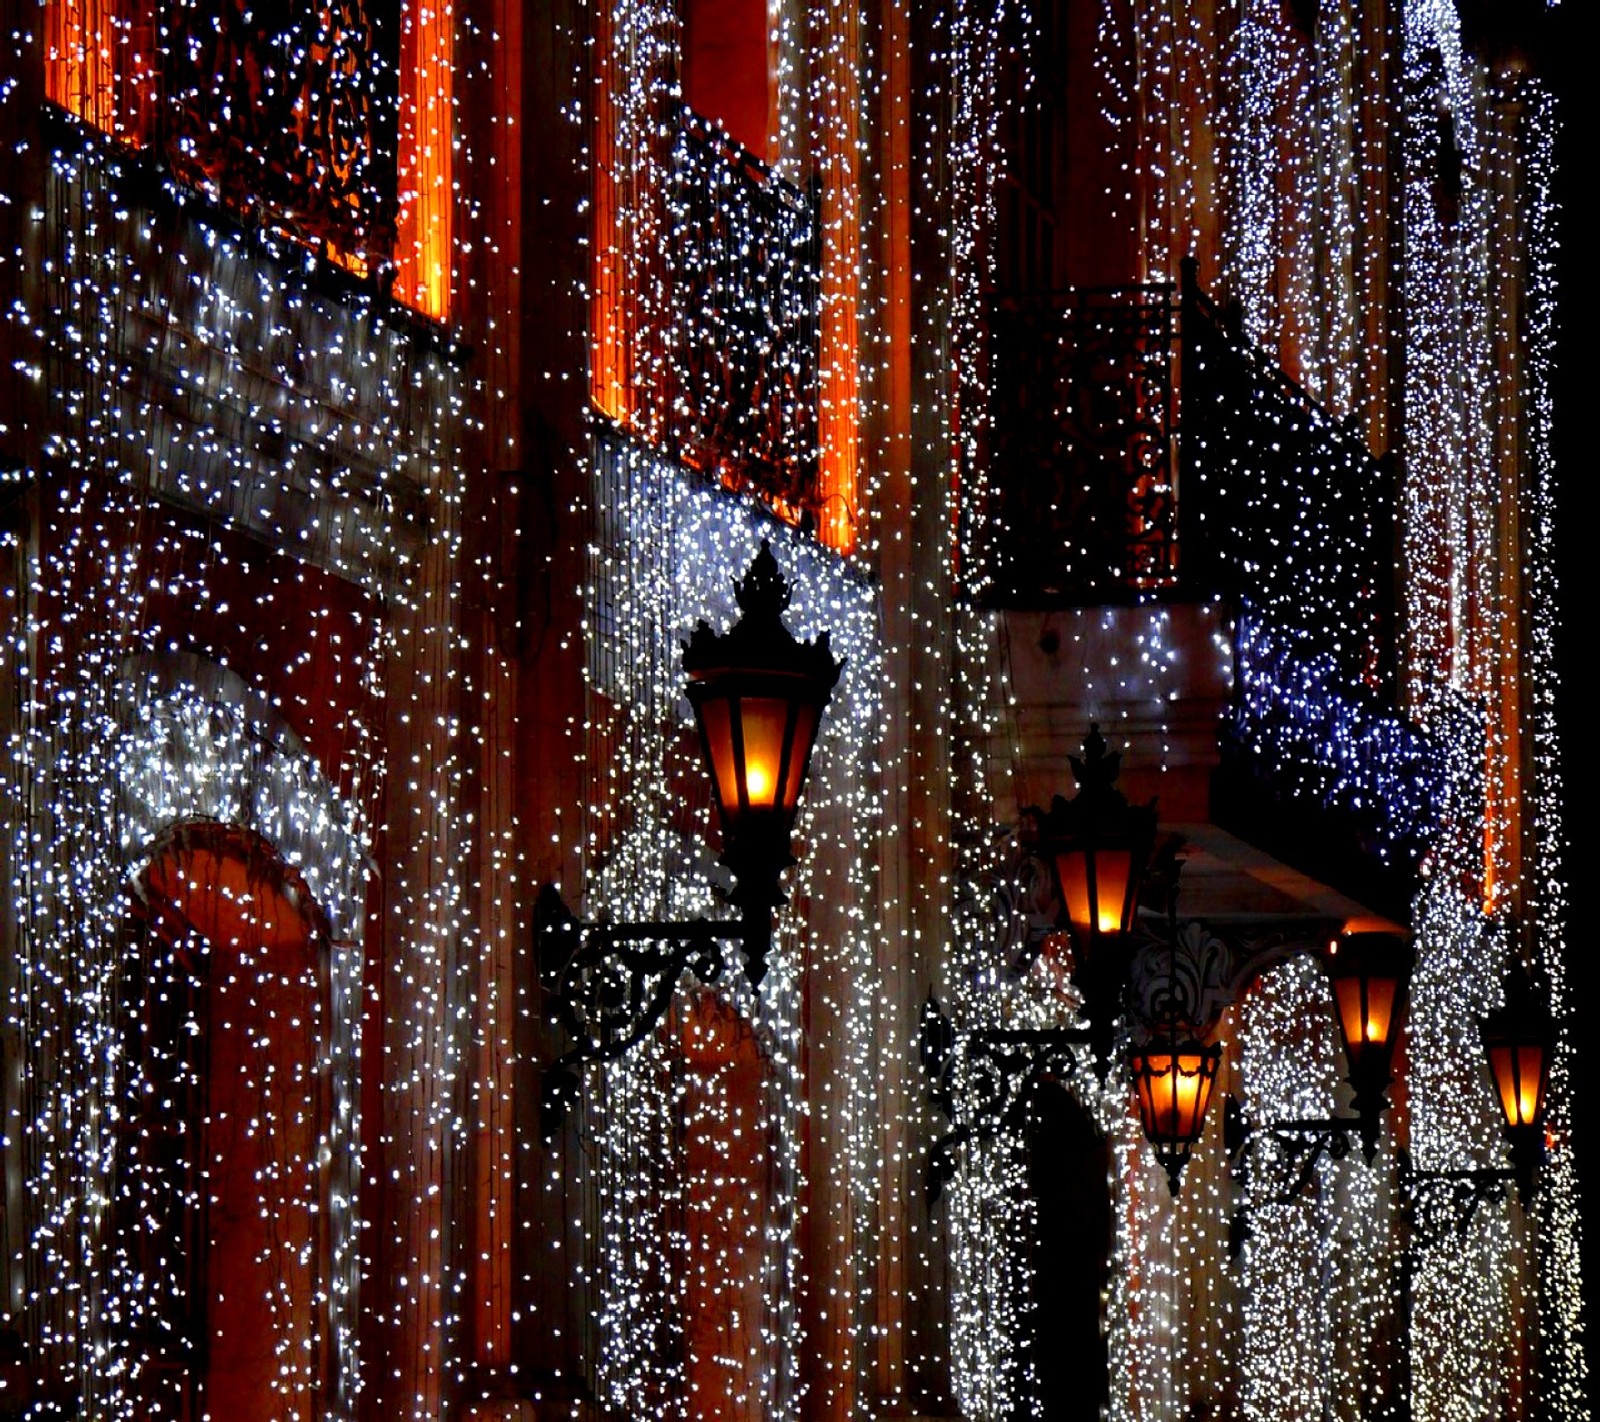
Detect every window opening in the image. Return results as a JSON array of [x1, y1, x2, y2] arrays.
[[44, 0, 453, 320]]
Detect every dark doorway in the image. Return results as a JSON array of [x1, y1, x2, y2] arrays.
[[1026, 1081, 1113, 1420]]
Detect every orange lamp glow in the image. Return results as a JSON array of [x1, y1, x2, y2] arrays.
[[692, 688, 821, 832], [682, 541, 842, 865], [681, 541, 842, 989], [1325, 932, 1411, 1075], [1486, 1040, 1547, 1129], [1130, 1039, 1222, 1194], [1323, 930, 1414, 1162], [1053, 845, 1137, 937], [1479, 962, 1553, 1203], [1026, 725, 1157, 1079], [1481, 965, 1552, 1132]]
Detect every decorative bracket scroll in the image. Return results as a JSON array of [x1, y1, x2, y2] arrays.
[[1398, 1149, 1514, 1241], [919, 995, 1091, 1204], [536, 883, 741, 1136], [1128, 916, 1345, 1045], [1225, 1095, 1363, 1202]]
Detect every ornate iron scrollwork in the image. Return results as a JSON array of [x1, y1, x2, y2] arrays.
[[980, 285, 1179, 602], [161, 0, 396, 265], [669, 106, 821, 520], [1398, 1149, 1514, 1242], [1178, 259, 1392, 683], [919, 995, 1090, 1203], [536, 884, 733, 1135], [1225, 1095, 1361, 1209]]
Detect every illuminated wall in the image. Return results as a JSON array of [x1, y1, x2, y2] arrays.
[[2, 0, 1579, 1417], [937, 0, 1579, 1417], [3, 8, 488, 1402]]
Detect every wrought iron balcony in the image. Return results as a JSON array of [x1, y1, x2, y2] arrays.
[[1177, 262, 1394, 690], [975, 283, 1180, 602], [971, 264, 1394, 690], [667, 106, 821, 522]]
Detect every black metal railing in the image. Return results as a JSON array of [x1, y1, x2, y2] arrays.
[[1177, 259, 1395, 692], [667, 106, 821, 520], [971, 265, 1395, 691], [976, 284, 1179, 602]]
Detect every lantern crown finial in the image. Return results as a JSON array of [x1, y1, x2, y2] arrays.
[[734, 538, 792, 620], [1068, 722, 1121, 802], [683, 540, 844, 689]]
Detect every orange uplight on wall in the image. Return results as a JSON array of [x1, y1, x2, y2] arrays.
[[813, 1, 860, 555], [394, 0, 454, 322], [588, 0, 628, 423], [45, 0, 121, 135]]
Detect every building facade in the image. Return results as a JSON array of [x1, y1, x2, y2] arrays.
[[0, 0, 1583, 1417]]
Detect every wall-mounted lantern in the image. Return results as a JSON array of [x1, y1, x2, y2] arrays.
[[1404, 955, 1555, 1233], [1027, 724, 1158, 1077], [537, 541, 842, 1132], [1481, 961, 1552, 1202], [1224, 930, 1414, 1202], [1130, 1037, 1223, 1194], [1324, 930, 1415, 1162]]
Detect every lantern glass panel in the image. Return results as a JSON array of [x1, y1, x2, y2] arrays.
[[1488, 1042, 1547, 1129], [1054, 846, 1135, 935], [1133, 1047, 1218, 1146], [695, 688, 820, 824], [1331, 971, 1400, 1058], [732, 695, 794, 811], [696, 694, 738, 813]]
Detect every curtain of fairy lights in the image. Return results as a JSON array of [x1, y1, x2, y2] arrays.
[[1113, 0, 1228, 285], [1226, 0, 1315, 361], [1404, 692, 1529, 1420], [1519, 71, 1587, 1419], [944, 0, 1580, 1416], [940, 2, 1201, 1415], [1219, 0, 1376, 416], [576, 429, 883, 1417], [1399, 0, 1584, 1415], [1234, 954, 1407, 1421], [14, 672, 369, 1414], [943, 1, 1040, 1409], [8, 38, 474, 1410]]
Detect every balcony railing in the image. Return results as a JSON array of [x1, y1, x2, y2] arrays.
[[972, 265, 1394, 683], [667, 107, 821, 521], [1177, 261, 1394, 691], [975, 284, 1179, 602], [973, 264, 1424, 900]]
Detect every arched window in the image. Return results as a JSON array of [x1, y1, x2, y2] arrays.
[[116, 823, 334, 1418]]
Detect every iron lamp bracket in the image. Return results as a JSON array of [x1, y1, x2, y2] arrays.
[[1225, 1094, 1367, 1201], [536, 883, 757, 1137], [918, 994, 1092, 1204], [1398, 1149, 1517, 1240]]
